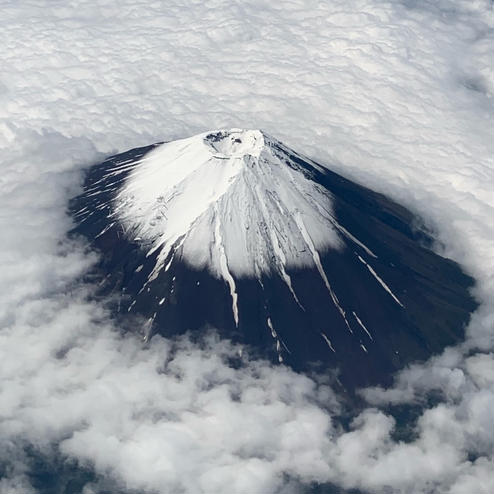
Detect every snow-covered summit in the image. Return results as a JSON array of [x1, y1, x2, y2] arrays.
[[205, 129, 264, 158], [114, 129, 343, 284]]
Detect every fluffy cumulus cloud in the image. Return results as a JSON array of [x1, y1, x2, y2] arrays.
[[0, 0, 492, 493]]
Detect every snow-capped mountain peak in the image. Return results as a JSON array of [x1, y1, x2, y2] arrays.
[[113, 129, 342, 286], [71, 132, 476, 391]]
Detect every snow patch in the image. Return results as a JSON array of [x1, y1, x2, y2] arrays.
[[356, 254, 404, 308]]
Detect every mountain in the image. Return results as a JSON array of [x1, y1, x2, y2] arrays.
[[69, 129, 476, 393]]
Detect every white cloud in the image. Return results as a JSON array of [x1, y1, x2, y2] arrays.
[[0, 0, 492, 493]]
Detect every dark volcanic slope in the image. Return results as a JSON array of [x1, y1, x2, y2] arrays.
[[69, 130, 476, 393]]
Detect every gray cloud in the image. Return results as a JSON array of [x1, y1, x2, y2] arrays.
[[0, 0, 492, 493]]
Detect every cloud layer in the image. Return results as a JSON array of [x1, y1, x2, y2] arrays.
[[0, 0, 492, 493]]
